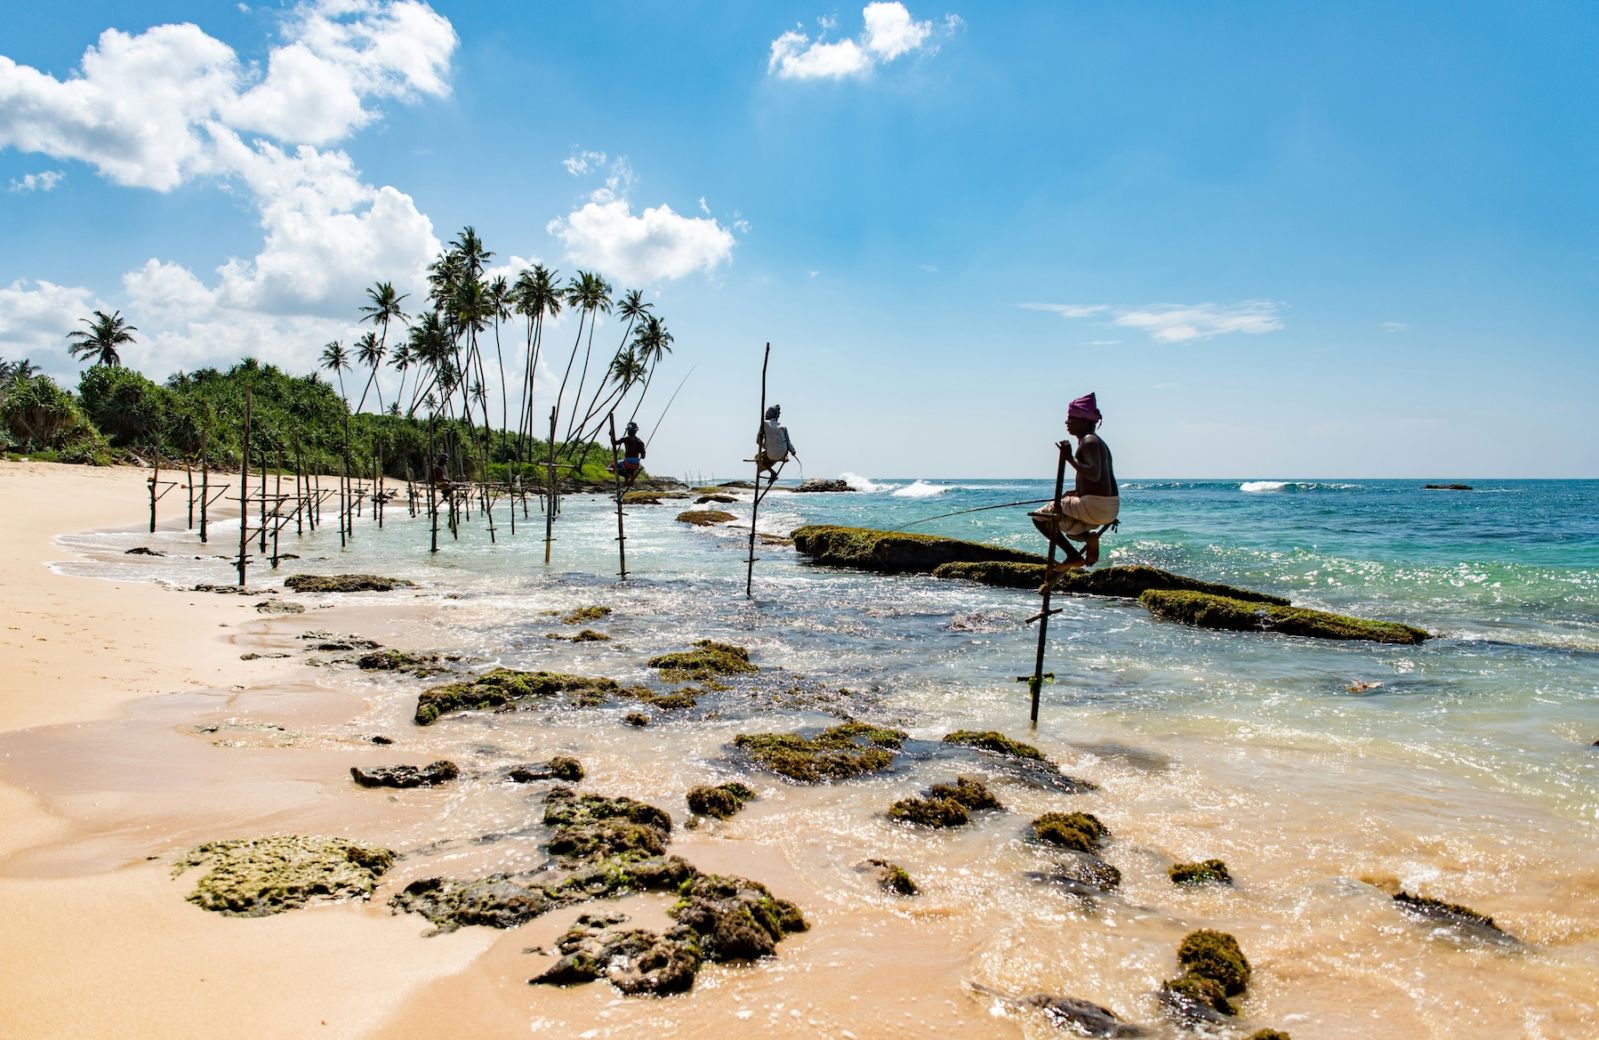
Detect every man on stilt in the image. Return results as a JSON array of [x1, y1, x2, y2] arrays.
[[608, 421, 647, 492], [755, 404, 796, 488], [1029, 393, 1119, 580]]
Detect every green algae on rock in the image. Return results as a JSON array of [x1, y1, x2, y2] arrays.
[[177, 835, 395, 917], [1052, 853, 1123, 894], [676, 509, 737, 526], [350, 760, 459, 788], [686, 782, 755, 819], [695, 493, 738, 504], [672, 872, 808, 961], [1160, 972, 1235, 1019], [283, 574, 417, 593], [414, 669, 620, 725], [1169, 858, 1233, 886], [932, 561, 1290, 605], [791, 524, 1046, 574], [624, 711, 649, 727], [867, 859, 918, 895], [559, 604, 612, 625], [546, 628, 612, 642], [1245, 1031, 1293, 1040], [508, 756, 585, 783], [1177, 929, 1252, 995], [647, 640, 757, 682], [1394, 890, 1509, 937], [890, 776, 1001, 828], [355, 649, 446, 674], [942, 730, 1047, 761], [1140, 589, 1429, 644], [532, 911, 700, 995], [733, 721, 907, 782], [1031, 812, 1109, 853]]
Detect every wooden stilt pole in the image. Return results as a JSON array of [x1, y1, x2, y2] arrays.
[[237, 388, 251, 587], [609, 412, 627, 580], [1023, 444, 1072, 726], [428, 418, 439, 554], [148, 456, 160, 534], [257, 450, 267, 554], [544, 407, 556, 564], [200, 446, 209, 544], [186, 460, 194, 529], [746, 343, 771, 598]]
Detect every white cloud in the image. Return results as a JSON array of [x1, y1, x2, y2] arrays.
[[698, 195, 710, 214], [768, 3, 955, 81], [8, 170, 64, 192], [1023, 300, 1286, 343], [0, 279, 101, 366], [563, 149, 607, 176], [1381, 321, 1411, 333]]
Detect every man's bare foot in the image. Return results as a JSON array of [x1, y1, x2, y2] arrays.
[[1083, 534, 1100, 566]]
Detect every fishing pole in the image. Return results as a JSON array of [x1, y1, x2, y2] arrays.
[[890, 497, 1056, 531], [646, 364, 697, 445]]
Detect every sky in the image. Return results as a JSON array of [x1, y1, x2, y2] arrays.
[[2, 0, 1595, 479]]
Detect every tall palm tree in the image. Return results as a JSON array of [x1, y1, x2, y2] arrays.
[[571, 288, 651, 443], [67, 310, 137, 367], [320, 340, 350, 406], [486, 274, 512, 437], [406, 312, 450, 417], [449, 275, 492, 434], [353, 331, 386, 413], [388, 340, 414, 415], [358, 280, 408, 412], [626, 315, 675, 425], [512, 265, 562, 459], [557, 271, 612, 444]]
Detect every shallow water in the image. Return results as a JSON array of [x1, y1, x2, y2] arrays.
[[35, 476, 1599, 1037]]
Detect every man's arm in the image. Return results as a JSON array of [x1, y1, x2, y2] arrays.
[[1072, 438, 1103, 483]]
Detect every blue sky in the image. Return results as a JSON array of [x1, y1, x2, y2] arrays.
[[2, 1, 1595, 478]]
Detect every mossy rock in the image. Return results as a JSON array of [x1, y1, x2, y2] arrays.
[[791, 524, 1046, 574], [544, 786, 672, 835], [350, 760, 459, 788], [1170, 858, 1233, 886], [621, 491, 668, 505], [356, 649, 443, 672], [929, 775, 1003, 811], [1025, 996, 1143, 1036], [1160, 972, 1236, 1019], [415, 669, 620, 725], [1141, 590, 1429, 644], [560, 605, 612, 625], [942, 730, 1046, 761], [889, 795, 969, 827], [1031, 812, 1108, 853], [624, 686, 699, 710], [284, 574, 416, 593], [508, 757, 585, 783], [1245, 1031, 1292, 1040], [867, 859, 918, 896], [1054, 854, 1122, 893], [686, 782, 755, 819], [1176, 929, 1251, 995], [734, 722, 907, 783], [670, 873, 808, 962], [933, 561, 1290, 605], [624, 712, 649, 727], [1393, 890, 1508, 937], [256, 599, 306, 615], [532, 913, 700, 995], [647, 640, 757, 682], [176, 835, 394, 917], [695, 494, 738, 504], [677, 509, 737, 526]]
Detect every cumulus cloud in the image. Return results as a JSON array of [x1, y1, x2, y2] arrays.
[[769, 2, 957, 80], [8, 170, 64, 192], [548, 153, 735, 285], [0, 279, 101, 365], [0, 2, 454, 384], [1023, 300, 1286, 343]]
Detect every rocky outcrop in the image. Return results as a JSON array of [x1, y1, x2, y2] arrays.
[[695, 493, 738, 504], [284, 574, 416, 593], [794, 478, 853, 493], [1141, 590, 1429, 644], [888, 776, 1003, 828], [1159, 930, 1252, 1023], [1394, 890, 1512, 940], [177, 836, 394, 916], [1031, 812, 1109, 853], [866, 859, 918, 895], [676, 509, 736, 526], [507, 757, 585, 783], [933, 562, 1290, 605], [1169, 858, 1232, 886], [350, 760, 459, 788], [647, 640, 756, 682], [1422, 484, 1473, 491], [686, 782, 755, 819], [415, 669, 620, 725], [791, 524, 1045, 574], [1025, 995, 1147, 1037], [733, 722, 907, 782]]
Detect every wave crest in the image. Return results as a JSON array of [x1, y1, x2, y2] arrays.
[[892, 480, 948, 499]]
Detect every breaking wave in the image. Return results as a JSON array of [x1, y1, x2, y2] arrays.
[[1240, 480, 1362, 493], [891, 480, 949, 499], [839, 472, 891, 493]]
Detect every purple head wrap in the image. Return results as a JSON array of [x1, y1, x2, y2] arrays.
[[1067, 392, 1102, 423]]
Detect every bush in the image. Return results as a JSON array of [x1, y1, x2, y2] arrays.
[[78, 365, 171, 448], [1, 374, 91, 450]]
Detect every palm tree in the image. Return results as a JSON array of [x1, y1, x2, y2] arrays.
[[67, 310, 137, 367], [571, 288, 651, 443], [512, 265, 562, 459], [626, 315, 675, 425], [486, 274, 512, 438], [406, 312, 450, 417], [353, 331, 386, 412], [357, 280, 408, 412], [320, 340, 351, 406], [1, 356, 40, 383], [389, 340, 414, 414], [556, 271, 612, 444]]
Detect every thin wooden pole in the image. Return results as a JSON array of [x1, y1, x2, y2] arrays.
[[148, 456, 160, 534], [428, 418, 439, 554], [609, 413, 627, 580], [1025, 443, 1072, 726], [339, 418, 348, 548], [186, 460, 194, 529], [746, 343, 771, 598], [544, 406, 556, 564], [199, 445, 209, 544], [237, 388, 251, 587], [257, 449, 267, 553]]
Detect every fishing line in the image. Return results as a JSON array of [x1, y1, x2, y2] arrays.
[[889, 497, 1056, 531], [646, 364, 696, 445]]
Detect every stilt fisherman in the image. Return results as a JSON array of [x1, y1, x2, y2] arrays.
[[1029, 392, 1118, 572]]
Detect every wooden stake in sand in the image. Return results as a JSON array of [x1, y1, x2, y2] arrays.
[[746, 343, 772, 599], [236, 387, 252, 587], [1021, 442, 1070, 726], [544, 406, 557, 565], [608, 412, 627, 581]]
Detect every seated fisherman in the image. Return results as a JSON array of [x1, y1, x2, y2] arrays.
[[609, 421, 647, 490], [1030, 392, 1119, 572], [755, 404, 796, 480]]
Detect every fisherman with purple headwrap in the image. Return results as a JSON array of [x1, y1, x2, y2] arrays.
[[1029, 392, 1119, 572]]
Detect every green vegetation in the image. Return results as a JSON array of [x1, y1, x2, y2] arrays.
[[1140, 590, 1429, 644], [890, 777, 1001, 828], [686, 782, 756, 819], [868, 859, 918, 896], [932, 561, 1291, 605], [733, 721, 907, 782], [176, 835, 394, 917], [559, 605, 612, 624], [1031, 812, 1109, 853], [791, 524, 1046, 574], [286, 574, 417, 593], [1393, 890, 1507, 935], [647, 640, 757, 682], [676, 509, 736, 526], [414, 668, 620, 725], [1176, 929, 1252, 995], [1169, 858, 1233, 886], [942, 730, 1046, 761], [350, 760, 459, 788]]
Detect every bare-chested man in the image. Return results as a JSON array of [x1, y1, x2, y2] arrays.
[[1029, 392, 1118, 572]]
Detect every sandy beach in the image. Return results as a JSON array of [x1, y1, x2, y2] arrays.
[[4, 460, 1598, 1040]]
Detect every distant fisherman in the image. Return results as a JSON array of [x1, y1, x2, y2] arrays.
[[1030, 392, 1118, 572], [609, 421, 647, 490], [755, 404, 796, 480]]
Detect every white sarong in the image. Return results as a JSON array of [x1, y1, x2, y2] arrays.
[[1029, 494, 1119, 540]]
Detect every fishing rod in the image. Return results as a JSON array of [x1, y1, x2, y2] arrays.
[[890, 496, 1056, 531], [646, 364, 697, 445]]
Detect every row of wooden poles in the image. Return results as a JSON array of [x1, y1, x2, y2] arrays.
[[142, 387, 573, 588]]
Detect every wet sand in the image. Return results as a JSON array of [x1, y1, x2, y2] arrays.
[[4, 460, 1598, 1039]]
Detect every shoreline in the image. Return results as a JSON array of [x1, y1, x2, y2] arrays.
[[3, 460, 1598, 1038]]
